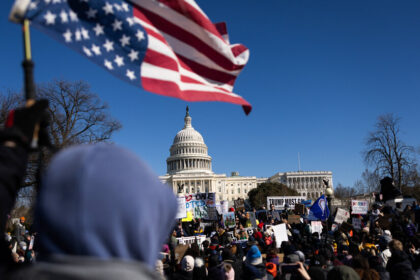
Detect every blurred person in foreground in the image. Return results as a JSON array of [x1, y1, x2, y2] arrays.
[[0, 100, 177, 279]]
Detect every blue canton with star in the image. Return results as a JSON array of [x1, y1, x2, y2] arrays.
[[25, 0, 148, 85]]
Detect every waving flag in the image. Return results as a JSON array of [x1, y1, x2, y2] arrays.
[[306, 195, 330, 221], [10, 0, 251, 114]]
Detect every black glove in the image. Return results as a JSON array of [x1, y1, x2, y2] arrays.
[[1, 99, 51, 149]]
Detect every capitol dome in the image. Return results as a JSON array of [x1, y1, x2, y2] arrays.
[[166, 107, 212, 175]]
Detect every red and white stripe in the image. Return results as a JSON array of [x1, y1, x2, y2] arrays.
[[128, 0, 252, 114]]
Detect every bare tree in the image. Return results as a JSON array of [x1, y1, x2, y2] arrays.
[[364, 114, 414, 191], [38, 80, 122, 148], [0, 80, 122, 207]]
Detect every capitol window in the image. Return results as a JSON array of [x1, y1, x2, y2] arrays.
[[231, 189, 234, 194], [218, 187, 221, 192], [237, 188, 240, 194]]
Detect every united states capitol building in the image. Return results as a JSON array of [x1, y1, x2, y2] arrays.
[[159, 108, 333, 202]]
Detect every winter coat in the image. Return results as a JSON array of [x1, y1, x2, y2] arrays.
[[386, 250, 416, 280], [208, 264, 224, 280]]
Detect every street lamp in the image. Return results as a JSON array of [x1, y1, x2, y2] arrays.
[[324, 179, 333, 210], [324, 179, 334, 234]]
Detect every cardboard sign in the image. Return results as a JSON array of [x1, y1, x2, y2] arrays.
[[351, 200, 369, 215], [352, 217, 362, 230], [248, 212, 257, 228], [294, 204, 305, 215], [176, 196, 187, 219], [174, 245, 189, 263], [272, 224, 289, 248], [288, 215, 301, 224], [234, 199, 245, 211], [184, 192, 216, 219], [334, 208, 350, 224], [311, 221, 323, 237], [223, 212, 236, 228], [267, 196, 305, 210]]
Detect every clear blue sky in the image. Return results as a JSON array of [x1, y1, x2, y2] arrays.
[[1, 0, 419, 188]]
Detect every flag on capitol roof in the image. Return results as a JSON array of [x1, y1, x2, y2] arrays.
[[10, 0, 252, 114]]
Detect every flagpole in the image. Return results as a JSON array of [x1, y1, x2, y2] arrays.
[[22, 19, 36, 102]]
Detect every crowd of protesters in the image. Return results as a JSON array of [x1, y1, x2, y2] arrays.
[[1, 100, 420, 280]]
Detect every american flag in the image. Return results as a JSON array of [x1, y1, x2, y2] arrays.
[[16, 0, 252, 114]]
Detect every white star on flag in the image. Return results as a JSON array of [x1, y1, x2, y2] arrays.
[[91, 44, 101, 55], [44, 11, 56, 25], [44, 0, 51, 4], [103, 2, 114, 15], [60, 10, 68, 23], [103, 39, 114, 52], [29, 1, 38, 10], [63, 29, 72, 42], [75, 29, 82, 41], [52, 0, 61, 3], [126, 17, 135, 26], [135, 30, 145, 41], [93, 23, 104, 36], [104, 59, 113, 70], [112, 19, 122, 31], [114, 55, 124, 67], [120, 34, 130, 47], [114, 3, 122, 11], [86, 8, 97, 19], [126, 69, 135, 80], [128, 49, 139, 61], [83, 46, 92, 57], [81, 28, 89, 39], [69, 10, 78, 22], [121, 2, 128, 11]]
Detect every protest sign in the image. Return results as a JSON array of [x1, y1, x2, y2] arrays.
[[352, 217, 362, 230], [207, 207, 218, 221], [294, 204, 305, 215], [272, 224, 289, 248], [176, 235, 207, 246], [351, 200, 369, 215], [223, 212, 236, 228], [184, 192, 216, 219], [267, 196, 305, 210], [334, 208, 350, 224], [331, 223, 338, 232], [234, 199, 245, 211], [245, 227, 254, 236], [288, 215, 301, 224], [247, 212, 257, 228], [311, 221, 323, 237], [176, 196, 187, 219], [174, 245, 189, 263]]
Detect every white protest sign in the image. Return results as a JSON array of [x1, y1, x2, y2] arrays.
[[267, 196, 305, 210], [272, 224, 289, 248], [245, 227, 254, 236], [311, 221, 323, 237], [176, 235, 207, 246], [176, 196, 187, 219], [352, 217, 362, 230], [185, 193, 216, 219], [334, 208, 350, 224], [351, 200, 369, 215]]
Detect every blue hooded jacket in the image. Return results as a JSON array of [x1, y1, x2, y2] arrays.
[[34, 144, 177, 268]]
